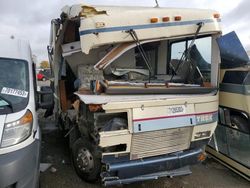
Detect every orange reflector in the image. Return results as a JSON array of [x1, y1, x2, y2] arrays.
[[198, 153, 207, 162], [174, 16, 182, 21], [89, 104, 102, 112], [213, 13, 220, 19], [162, 17, 170, 22], [150, 17, 158, 23]]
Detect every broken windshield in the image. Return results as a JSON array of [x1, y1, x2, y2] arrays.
[[70, 34, 217, 95], [0, 58, 29, 114]]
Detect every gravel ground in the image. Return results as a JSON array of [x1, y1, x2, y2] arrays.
[[38, 111, 249, 188]]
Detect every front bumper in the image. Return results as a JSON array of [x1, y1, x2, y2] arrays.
[[102, 148, 204, 186], [0, 139, 41, 188]]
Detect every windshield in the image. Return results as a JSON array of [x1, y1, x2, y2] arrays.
[[170, 36, 212, 84], [0, 58, 29, 114]]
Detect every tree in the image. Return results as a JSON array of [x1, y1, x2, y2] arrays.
[[40, 61, 50, 69]]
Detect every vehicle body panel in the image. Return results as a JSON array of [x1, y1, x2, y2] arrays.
[[207, 32, 250, 181], [0, 36, 40, 188]]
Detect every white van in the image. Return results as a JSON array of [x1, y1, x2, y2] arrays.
[[0, 36, 53, 188]]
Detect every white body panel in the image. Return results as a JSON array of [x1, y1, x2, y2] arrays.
[[78, 6, 221, 53], [0, 36, 39, 154]]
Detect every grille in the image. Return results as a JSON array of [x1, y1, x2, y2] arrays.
[[130, 127, 192, 160]]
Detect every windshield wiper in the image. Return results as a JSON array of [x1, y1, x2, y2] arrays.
[[0, 95, 13, 112], [170, 22, 204, 82], [127, 29, 153, 82]]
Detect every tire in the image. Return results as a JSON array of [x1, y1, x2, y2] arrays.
[[72, 138, 101, 182], [231, 115, 249, 134]]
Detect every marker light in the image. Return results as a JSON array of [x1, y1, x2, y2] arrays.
[[213, 13, 220, 19], [162, 17, 170, 22], [174, 16, 182, 21], [150, 17, 159, 23], [198, 153, 207, 162]]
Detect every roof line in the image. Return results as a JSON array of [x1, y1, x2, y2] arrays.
[[79, 18, 221, 36]]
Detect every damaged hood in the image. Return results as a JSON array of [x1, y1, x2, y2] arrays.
[[217, 31, 249, 69]]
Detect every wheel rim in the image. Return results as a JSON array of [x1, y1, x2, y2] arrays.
[[76, 148, 94, 173]]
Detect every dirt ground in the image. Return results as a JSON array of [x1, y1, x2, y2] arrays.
[[38, 111, 249, 188]]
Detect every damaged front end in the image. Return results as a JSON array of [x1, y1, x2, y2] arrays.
[[49, 4, 223, 186]]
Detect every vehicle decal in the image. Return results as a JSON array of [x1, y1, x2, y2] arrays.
[[1, 87, 28, 98], [133, 111, 218, 133], [133, 111, 218, 122], [79, 18, 221, 36]]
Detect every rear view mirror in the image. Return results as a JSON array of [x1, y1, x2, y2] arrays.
[[37, 86, 54, 110], [217, 31, 249, 69]]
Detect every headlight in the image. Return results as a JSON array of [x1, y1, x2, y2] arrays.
[[1, 110, 33, 148]]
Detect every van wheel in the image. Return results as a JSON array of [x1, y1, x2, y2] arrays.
[[72, 138, 101, 182], [231, 115, 249, 134]]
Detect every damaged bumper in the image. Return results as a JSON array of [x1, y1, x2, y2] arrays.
[[102, 148, 204, 186]]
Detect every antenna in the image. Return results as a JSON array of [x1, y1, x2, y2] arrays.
[[155, 0, 159, 7]]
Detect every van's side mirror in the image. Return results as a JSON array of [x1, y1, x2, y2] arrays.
[[37, 86, 54, 110]]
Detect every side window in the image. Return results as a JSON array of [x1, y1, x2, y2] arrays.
[[243, 72, 250, 85], [222, 71, 248, 84]]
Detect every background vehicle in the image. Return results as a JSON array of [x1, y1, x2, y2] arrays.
[[207, 32, 250, 181], [37, 72, 47, 81], [36, 69, 52, 81], [48, 5, 223, 185], [0, 36, 53, 187]]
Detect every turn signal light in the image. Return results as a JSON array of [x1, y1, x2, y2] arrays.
[[150, 17, 159, 23], [20, 110, 33, 124]]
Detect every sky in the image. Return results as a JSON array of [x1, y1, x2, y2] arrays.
[[0, 0, 249, 62]]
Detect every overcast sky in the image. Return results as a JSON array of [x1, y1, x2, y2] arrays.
[[0, 0, 249, 62]]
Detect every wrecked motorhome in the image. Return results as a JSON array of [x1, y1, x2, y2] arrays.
[[207, 32, 250, 181], [48, 5, 222, 185]]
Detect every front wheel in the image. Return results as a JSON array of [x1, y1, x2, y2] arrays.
[[72, 138, 101, 182]]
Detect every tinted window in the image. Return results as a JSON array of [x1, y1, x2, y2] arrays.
[[243, 72, 250, 85], [222, 71, 248, 84]]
